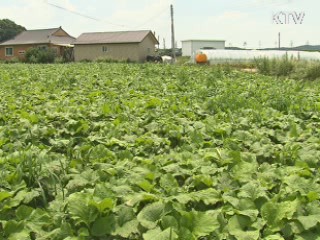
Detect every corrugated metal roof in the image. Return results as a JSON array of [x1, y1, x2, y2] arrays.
[[0, 27, 75, 46], [74, 30, 158, 45]]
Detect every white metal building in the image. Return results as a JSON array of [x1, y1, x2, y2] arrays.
[[181, 39, 225, 57]]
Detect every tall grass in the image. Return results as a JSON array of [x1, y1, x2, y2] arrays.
[[254, 56, 295, 77], [304, 63, 320, 80], [254, 57, 320, 80]]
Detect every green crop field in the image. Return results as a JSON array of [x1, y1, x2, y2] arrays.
[[0, 63, 320, 240]]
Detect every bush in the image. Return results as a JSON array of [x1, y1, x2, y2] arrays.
[[304, 63, 320, 80], [25, 47, 56, 63], [54, 57, 65, 64], [94, 57, 133, 63], [254, 57, 271, 75], [4, 57, 20, 64], [95, 57, 117, 63], [254, 56, 295, 77], [79, 59, 91, 63], [275, 56, 295, 76]]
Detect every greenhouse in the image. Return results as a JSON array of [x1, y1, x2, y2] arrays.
[[195, 49, 320, 64]]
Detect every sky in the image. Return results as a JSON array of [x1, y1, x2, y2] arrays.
[[0, 0, 319, 49]]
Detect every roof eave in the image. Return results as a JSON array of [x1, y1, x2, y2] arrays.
[[182, 39, 226, 42], [143, 31, 159, 45], [74, 41, 141, 45], [0, 42, 50, 46]]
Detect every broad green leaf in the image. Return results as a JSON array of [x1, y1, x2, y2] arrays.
[[228, 215, 260, 240], [4, 220, 24, 236], [16, 205, 33, 220], [261, 199, 299, 232], [192, 188, 221, 205], [26, 209, 52, 234], [136, 180, 154, 192], [114, 219, 139, 238], [116, 206, 135, 226], [91, 215, 116, 237], [125, 192, 158, 206], [161, 215, 179, 230], [137, 201, 165, 229], [296, 231, 320, 240], [78, 227, 90, 237], [159, 174, 179, 194], [307, 191, 319, 202], [4, 190, 29, 209], [296, 215, 320, 230], [67, 193, 99, 227], [264, 235, 285, 240], [22, 190, 41, 204], [178, 227, 194, 240], [0, 191, 12, 202], [238, 181, 268, 200], [231, 161, 258, 184], [174, 193, 194, 204], [180, 210, 220, 238], [7, 231, 31, 240], [92, 198, 115, 213], [236, 209, 259, 221], [63, 237, 81, 240], [143, 227, 178, 240], [174, 189, 221, 205]]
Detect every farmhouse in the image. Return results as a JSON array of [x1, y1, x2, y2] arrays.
[[0, 27, 75, 61], [182, 39, 225, 57], [73, 30, 159, 62]]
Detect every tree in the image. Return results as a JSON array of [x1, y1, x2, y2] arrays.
[[0, 19, 26, 43]]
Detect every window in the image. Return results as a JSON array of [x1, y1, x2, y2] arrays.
[[18, 50, 25, 55], [5, 47, 13, 56], [147, 48, 151, 54], [102, 46, 108, 52]]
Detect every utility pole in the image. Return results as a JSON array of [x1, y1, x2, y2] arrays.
[[170, 4, 176, 62], [278, 32, 281, 49]]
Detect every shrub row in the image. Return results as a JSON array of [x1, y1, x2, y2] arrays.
[[0, 47, 73, 64], [254, 56, 320, 80]]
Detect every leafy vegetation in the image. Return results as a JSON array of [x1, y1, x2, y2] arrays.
[[304, 62, 320, 80], [254, 57, 320, 80], [0, 63, 320, 239], [0, 19, 26, 43], [25, 47, 56, 64]]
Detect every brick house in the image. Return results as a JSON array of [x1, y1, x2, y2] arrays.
[[0, 27, 75, 61]]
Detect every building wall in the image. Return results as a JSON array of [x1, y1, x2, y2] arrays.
[[74, 43, 140, 62], [0, 44, 64, 61], [138, 35, 157, 62], [181, 41, 192, 56], [53, 28, 69, 37], [182, 40, 225, 57]]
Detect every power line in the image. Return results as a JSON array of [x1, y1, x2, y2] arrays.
[[133, 6, 169, 29], [42, 0, 171, 45], [43, 0, 171, 32], [230, 0, 296, 11], [43, 0, 129, 28]]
